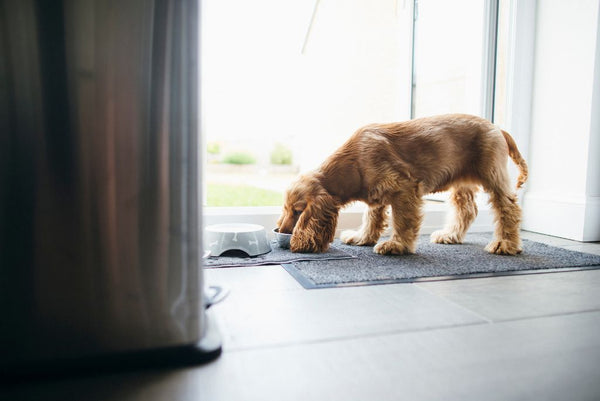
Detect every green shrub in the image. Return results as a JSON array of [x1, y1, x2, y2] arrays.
[[207, 184, 282, 206], [207, 141, 221, 155], [222, 151, 256, 165], [270, 143, 293, 165]]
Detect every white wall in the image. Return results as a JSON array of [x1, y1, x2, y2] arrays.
[[522, 0, 600, 241]]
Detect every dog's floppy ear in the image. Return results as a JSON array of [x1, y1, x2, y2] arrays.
[[290, 191, 339, 253]]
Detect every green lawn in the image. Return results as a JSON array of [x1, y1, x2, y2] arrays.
[[207, 183, 283, 207]]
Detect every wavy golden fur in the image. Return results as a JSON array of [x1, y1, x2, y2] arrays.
[[277, 114, 528, 255]]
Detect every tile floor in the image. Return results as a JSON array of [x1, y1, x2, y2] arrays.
[[3, 231, 600, 401]]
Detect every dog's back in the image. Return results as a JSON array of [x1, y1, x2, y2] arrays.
[[345, 114, 526, 194]]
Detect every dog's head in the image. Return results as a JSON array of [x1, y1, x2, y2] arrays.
[[277, 174, 339, 253]]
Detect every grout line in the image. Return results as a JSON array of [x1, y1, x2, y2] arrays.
[[411, 283, 494, 324], [219, 320, 491, 354], [219, 308, 600, 355], [486, 307, 600, 325]]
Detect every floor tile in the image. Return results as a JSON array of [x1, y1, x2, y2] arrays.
[[416, 269, 600, 321], [563, 243, 600, 256], [520, 231, 582, 246], [204, 265, 302, 294], [211, 283, 486, 350], [199, 311, 600, 401], [519, 231, 600, 255]]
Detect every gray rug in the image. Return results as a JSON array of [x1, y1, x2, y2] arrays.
[[282, 233, 600, 289], [204, 239, 355, 268]]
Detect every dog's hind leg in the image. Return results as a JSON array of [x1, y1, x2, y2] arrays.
[[341, 205, 388, 246], [430, 185, 478, 244], [483, 176, 523, 255], [374, 191, 423, 255]]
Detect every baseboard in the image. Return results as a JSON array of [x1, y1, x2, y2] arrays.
[[204, 203, 496, 240], [333, 202, 495, 237], [522, 192, 600, 242]]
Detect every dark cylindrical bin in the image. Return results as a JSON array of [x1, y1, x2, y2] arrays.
[[0, 0, 221, 377]]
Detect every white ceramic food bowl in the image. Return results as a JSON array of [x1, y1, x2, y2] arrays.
[[205, 223, 271, 257], [273, 228, 292, 249]]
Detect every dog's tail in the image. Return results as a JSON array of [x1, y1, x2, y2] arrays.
[[501, 129, 528, 189]]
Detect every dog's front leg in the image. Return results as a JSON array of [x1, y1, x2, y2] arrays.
[[374, 192, 423, 255]]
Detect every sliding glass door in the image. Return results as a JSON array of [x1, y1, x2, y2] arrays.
[[411, 0, 500, 120]]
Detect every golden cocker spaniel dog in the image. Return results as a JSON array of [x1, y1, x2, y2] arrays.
[[277, 114, 528, 255]]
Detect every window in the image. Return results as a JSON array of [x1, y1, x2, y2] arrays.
[[202, 0, 508, 232], [493, 0, 511, 127], [201, 0, 413, 207], [412, 0, 486, 118]]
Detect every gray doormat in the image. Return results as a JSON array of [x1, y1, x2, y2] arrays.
[[204, 239, 355, 268], [282, 233, 600, 289]]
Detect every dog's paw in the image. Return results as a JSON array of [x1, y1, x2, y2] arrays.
[[340, 230, 359, 244], [430, 230, 463, 244], [374, 240, 415, 255], [485, 239, 522, 255], [340, 230, 378, 246], [290, 235, 330, 253]]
